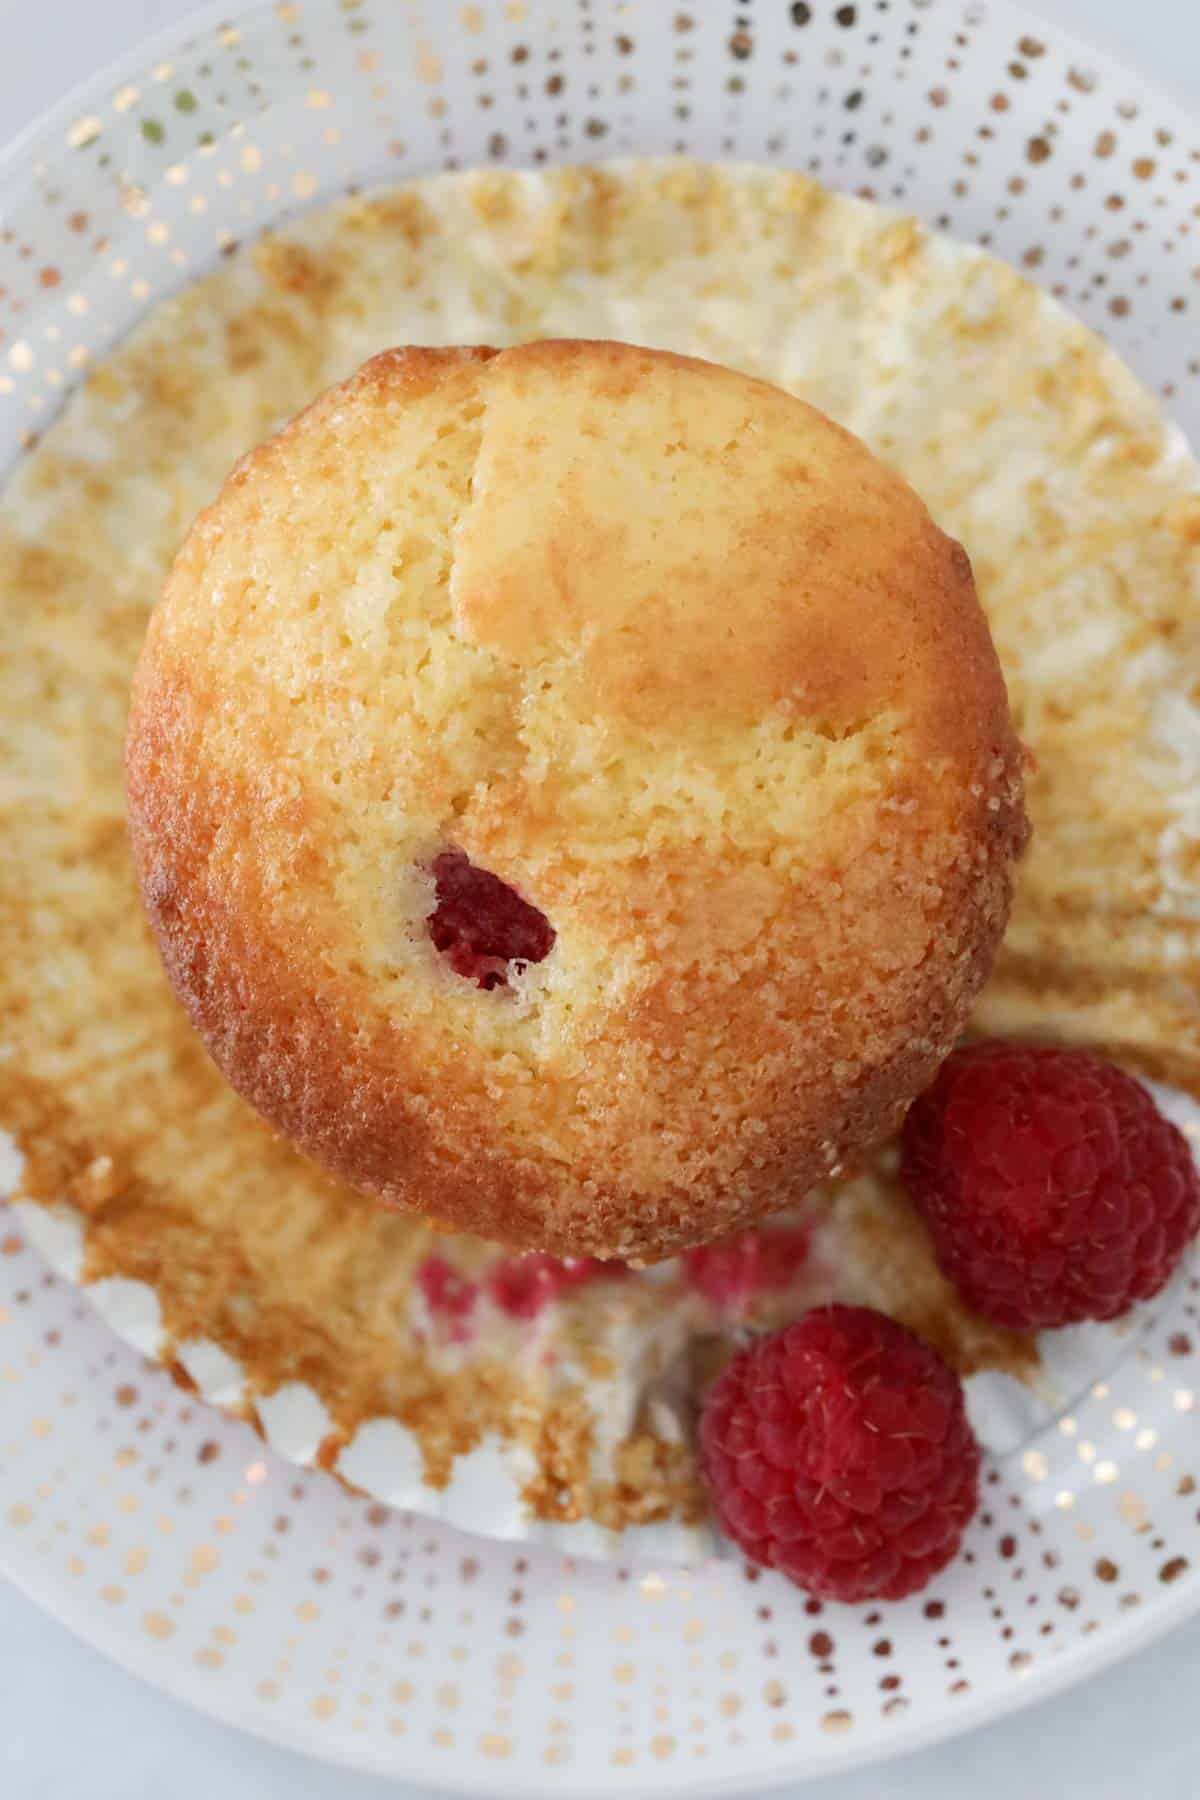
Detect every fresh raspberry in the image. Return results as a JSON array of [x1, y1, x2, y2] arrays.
[[700, 1306, 980, 1602], [427, 850, 555, 990], [901, 1042, 1200, 1330]]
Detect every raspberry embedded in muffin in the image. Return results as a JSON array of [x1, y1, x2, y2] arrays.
[[427, 849, 555, 991], [126, 339, 1027, 1259]]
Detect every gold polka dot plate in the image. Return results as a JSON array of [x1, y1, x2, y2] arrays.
[[3, 0, 1200, 1788]]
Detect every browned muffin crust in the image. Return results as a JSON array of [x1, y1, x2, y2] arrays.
[[126, 339, 1026, 1258]]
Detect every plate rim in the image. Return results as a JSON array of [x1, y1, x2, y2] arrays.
[[2, 0, 1200, 1788], [5, 1464, 1200, 1800]]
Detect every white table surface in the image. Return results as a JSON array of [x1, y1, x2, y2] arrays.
[[3, 0, 1200, 1794]]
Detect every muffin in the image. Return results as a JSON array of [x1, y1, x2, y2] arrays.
[[125, 339, 1026, 1259]]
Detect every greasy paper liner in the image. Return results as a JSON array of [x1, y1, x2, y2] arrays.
[[3, 152, 1200, 1566], [6, 1082, 1198, 1564]]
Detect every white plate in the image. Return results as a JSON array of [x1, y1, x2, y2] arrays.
[[3, 0, 1200, 1790]]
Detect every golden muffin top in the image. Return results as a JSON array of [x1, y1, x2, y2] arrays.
[[126, 338, 1025, 1258]]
